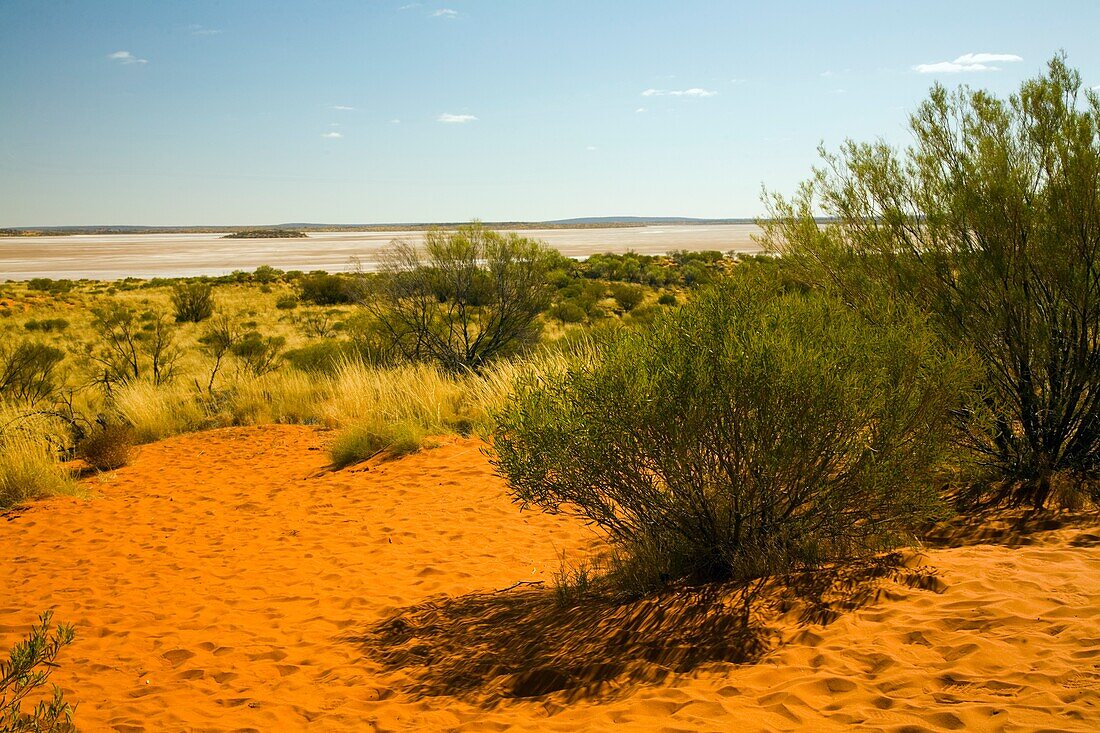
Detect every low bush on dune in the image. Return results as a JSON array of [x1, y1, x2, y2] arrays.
[[0, 611, 76, 732], [493, 277, 975, 593], [330, 419, 436, 468]]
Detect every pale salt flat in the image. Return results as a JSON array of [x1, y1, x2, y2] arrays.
[[0, 224, 765, 281]]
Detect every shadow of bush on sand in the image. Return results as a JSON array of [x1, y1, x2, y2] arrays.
[[349, 553, 936, 704]]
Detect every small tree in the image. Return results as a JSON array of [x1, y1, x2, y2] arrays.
[[0, 342, 64, 405], [364, 223, 556, 372], [171, 281, 215, 323], [493, 278, 973, 588], [763, 55, 1100, 507], [90, 304, 180, 388], [198, 315, 240, 391]]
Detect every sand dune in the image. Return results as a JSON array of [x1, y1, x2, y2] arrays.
[[1, 424, 1098, 731]]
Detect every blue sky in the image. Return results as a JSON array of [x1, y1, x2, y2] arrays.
[[1, 1, 1098, 225]]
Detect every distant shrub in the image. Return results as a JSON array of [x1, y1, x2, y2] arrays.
[[253, 264, 284, 283], [330, 419, 435, 468], [610, 283, 645, 312], [26, 278, 74, 295], [657, 292, 678, 306], [0, 342, 65, 404], [23, 319, 69, 333], [299, 273, 356, 305], [549, 301, 587, 324], [0, 610, 76, 732], [284, 340, 357, 374], [231, 331, 285, 376], [493, 278, 973, 591], [75, 420, 136, 471], [171, 281, 215, 323]]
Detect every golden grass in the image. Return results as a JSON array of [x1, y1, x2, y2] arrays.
[[0, 407, 81, 509]]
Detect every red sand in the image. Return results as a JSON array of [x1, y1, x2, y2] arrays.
[[2, 424, 1098, 731]]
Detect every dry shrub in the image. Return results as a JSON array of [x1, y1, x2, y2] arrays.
[[75, 420, 136, 471]]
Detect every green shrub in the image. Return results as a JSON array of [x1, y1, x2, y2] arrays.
[[330, 420, 436, 468], [493, 278, 972, 590], [0, 611, 76, 732], [23, 319, 69, 333], [610, 283, 645, 312], [549, 301, 587, 324], [26, 278, 74, 295], [275, 295, 299, 310], [299, 273, 356, 305], [171, 281, 215, 323], [284, 340, 357, 374], [657, 292, 678, 306], [75, 420, 136, 471], [253, 265, 284, 284]]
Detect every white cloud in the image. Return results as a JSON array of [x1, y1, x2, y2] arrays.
[[332, 105, 356, 111], [729, 78, 747, 85], [399, 3, 422, 9], [188, 25, 223, 36], [432, 8, 458, 18], [635, 107, 646, 113], [641, 87, 716, 98], [322, 131, 343, 139], [437, 113, 477, 123], [586, 145, 598, 151], [390, 118, 402, 124], [820, 70, 835, 78], [108, 50, 147, 65], [1092, 85, 1100, 90], [913, 52, 1022, 74]]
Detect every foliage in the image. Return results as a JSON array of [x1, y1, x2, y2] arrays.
[[299, 273, 357, 305], [493, 277, 972, 588], [0, 611, 76, 733], [657, 292, 678, 306], [252, 265, 284, 283], [26, 279, 74, 295], [171, 281, 215, 323], [610, 283, 645, 311], [763, 55, 1100, 508], [363, 223, 556, 372], [0, 342, 65, 404], [23, 319, 69, 333]]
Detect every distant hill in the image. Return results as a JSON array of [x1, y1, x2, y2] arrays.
[[0, 217, 762, 235], [544, 216, 757, 226]]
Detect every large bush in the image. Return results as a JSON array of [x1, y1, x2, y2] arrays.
[[493, 278, 972, 587], [763, 55, 1100, 507]]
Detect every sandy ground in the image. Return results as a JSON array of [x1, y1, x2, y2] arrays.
[[0, 225, 766, 280], [1, 424, 1098, 731]]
